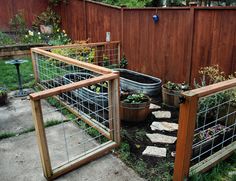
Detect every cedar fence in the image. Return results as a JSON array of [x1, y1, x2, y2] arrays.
[[56, 0, 236, 84], [0, 0, 235, 83]]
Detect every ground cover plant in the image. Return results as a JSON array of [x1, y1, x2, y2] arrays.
[[190, 151, 236, 181]]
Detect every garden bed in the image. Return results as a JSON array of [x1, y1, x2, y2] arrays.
[[115, 104, 179, 180], [0, 43, 47, 58]]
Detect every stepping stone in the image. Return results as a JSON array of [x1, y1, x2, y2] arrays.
[[146, 133, 177, 144], [149, 103, 161, 110], [171, 151, 176, 157], [142, 146, 167, 157], [152, 111, 171, 119], [150, 121, 178, 132]]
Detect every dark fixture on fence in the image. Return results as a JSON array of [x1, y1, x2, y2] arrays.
[[153, 15, 159, 23]]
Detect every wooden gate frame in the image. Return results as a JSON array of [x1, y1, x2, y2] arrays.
[[173, 78, 236, 181], [30, 42, 121, 180]]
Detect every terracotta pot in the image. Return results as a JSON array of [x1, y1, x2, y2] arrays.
[[40, 25, 53, 34], [120, 96, 150, 122], [162, 85, 182, 108], [0, 93, 7, 106]]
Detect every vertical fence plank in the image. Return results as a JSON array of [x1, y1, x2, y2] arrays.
[[30, 99, 52, 178], [173, 95, 198, 181]]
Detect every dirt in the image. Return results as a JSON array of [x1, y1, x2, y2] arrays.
[[118, 103, 179, 180]]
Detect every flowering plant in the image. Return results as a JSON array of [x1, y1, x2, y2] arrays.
[[48, 29, 71, 45], [22, 30, 44, 44]]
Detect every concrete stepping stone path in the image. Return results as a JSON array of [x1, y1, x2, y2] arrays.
[[142, 146, 167, 157], [150, 121, 178, 132], [146, 133, 177, 144], [152, 111, 171, 119]]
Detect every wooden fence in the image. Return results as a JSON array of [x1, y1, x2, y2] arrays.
[[0, 0, 235, 83], [0, 0, 48, 31], [56, 1, 236, 84]]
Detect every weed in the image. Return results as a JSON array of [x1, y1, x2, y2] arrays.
[[0, 132, 16, 140]]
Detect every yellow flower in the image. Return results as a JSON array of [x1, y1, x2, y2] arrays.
[[28, 30, 34, 36]]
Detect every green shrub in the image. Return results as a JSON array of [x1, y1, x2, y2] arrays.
[[0, 32, 15, 46]]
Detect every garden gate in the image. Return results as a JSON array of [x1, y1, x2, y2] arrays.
[[30, 42, 121, 179]]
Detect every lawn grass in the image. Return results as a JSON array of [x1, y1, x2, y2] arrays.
[[0, 57, 35, 90]]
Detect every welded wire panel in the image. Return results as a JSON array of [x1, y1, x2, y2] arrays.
[[36, 53, 100, 89], [40, 87, 113, 170], [191, 87, 236, 166], [47, 43, 120, 69]]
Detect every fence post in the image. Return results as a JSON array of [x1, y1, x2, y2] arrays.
[[31, 51, 39, 83], [30, 99, 53, 179], [187, 5, 196, 84], [120, 5, 125, 58], [111, 71, 120, 145], [173, 94, 198, 181]]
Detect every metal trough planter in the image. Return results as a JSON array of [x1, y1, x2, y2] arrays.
[[118, 69, 162, 97], [63, 73, 108, 108]]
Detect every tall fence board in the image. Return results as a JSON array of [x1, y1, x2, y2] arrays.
[[0, 0, 49, 31], [86, 2, 121, 42], [191, 8, 236, 83], [123, 9, 192, 82]]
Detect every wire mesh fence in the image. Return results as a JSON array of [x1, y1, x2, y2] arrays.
[[44, 42, 120, 69], [191, 87, 236, 165], [173, 79, 236, 181], [30, 42, 120, 179]]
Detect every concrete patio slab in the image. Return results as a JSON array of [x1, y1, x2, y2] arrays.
[[0, 124, 145, 181], [0, 94, 66, 133]]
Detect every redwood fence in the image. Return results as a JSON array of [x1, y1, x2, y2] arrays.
[[0, 0, 236, 83], [0, 0, 49, 31], [55, 1, 236, 84]]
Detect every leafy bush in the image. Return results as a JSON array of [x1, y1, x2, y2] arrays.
[[9, 11, 27, 35], [48, 29, 71, 45], [164, 81, 189, 91], [195, 65, 236, 125], [32, 7, 61, 32], [0, 32, 15, 46], [120, 55, 128, 68], [121, 93, 149, 104]]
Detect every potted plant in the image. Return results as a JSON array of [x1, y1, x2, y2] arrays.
[[120, 93, 150, 122], [0, 88, 8, 106], [162, 81, 189, 108]]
